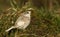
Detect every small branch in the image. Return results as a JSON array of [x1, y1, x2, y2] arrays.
[[6, 7, 17, 11], [19, 33, 39, 37]]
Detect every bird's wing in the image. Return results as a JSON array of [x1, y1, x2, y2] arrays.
[[17, 21, 25, 26], [15, 16, 22, 23]]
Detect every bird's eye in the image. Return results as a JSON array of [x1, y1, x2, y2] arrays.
[[25, 11, 29, 14], [26, 11, 29, 13]]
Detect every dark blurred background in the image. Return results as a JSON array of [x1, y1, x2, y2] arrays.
[[0, 0, 60, 37]]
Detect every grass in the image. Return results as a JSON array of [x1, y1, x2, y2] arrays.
[[0, 7, 60, 37], [0, 0, 60, 37]]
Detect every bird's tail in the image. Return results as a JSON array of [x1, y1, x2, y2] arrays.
[[5, 26, 14, 32]]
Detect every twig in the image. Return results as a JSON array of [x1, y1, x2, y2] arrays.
[[19, 33, 39, 37]]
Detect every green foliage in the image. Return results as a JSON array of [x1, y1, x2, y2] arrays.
[[0, 0, 60, 37]]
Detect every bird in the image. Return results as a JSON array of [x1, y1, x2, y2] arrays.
[[5, 8, 33, 32]]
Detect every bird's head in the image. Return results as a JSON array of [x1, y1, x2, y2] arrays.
[[23, 8, 33, 17]]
